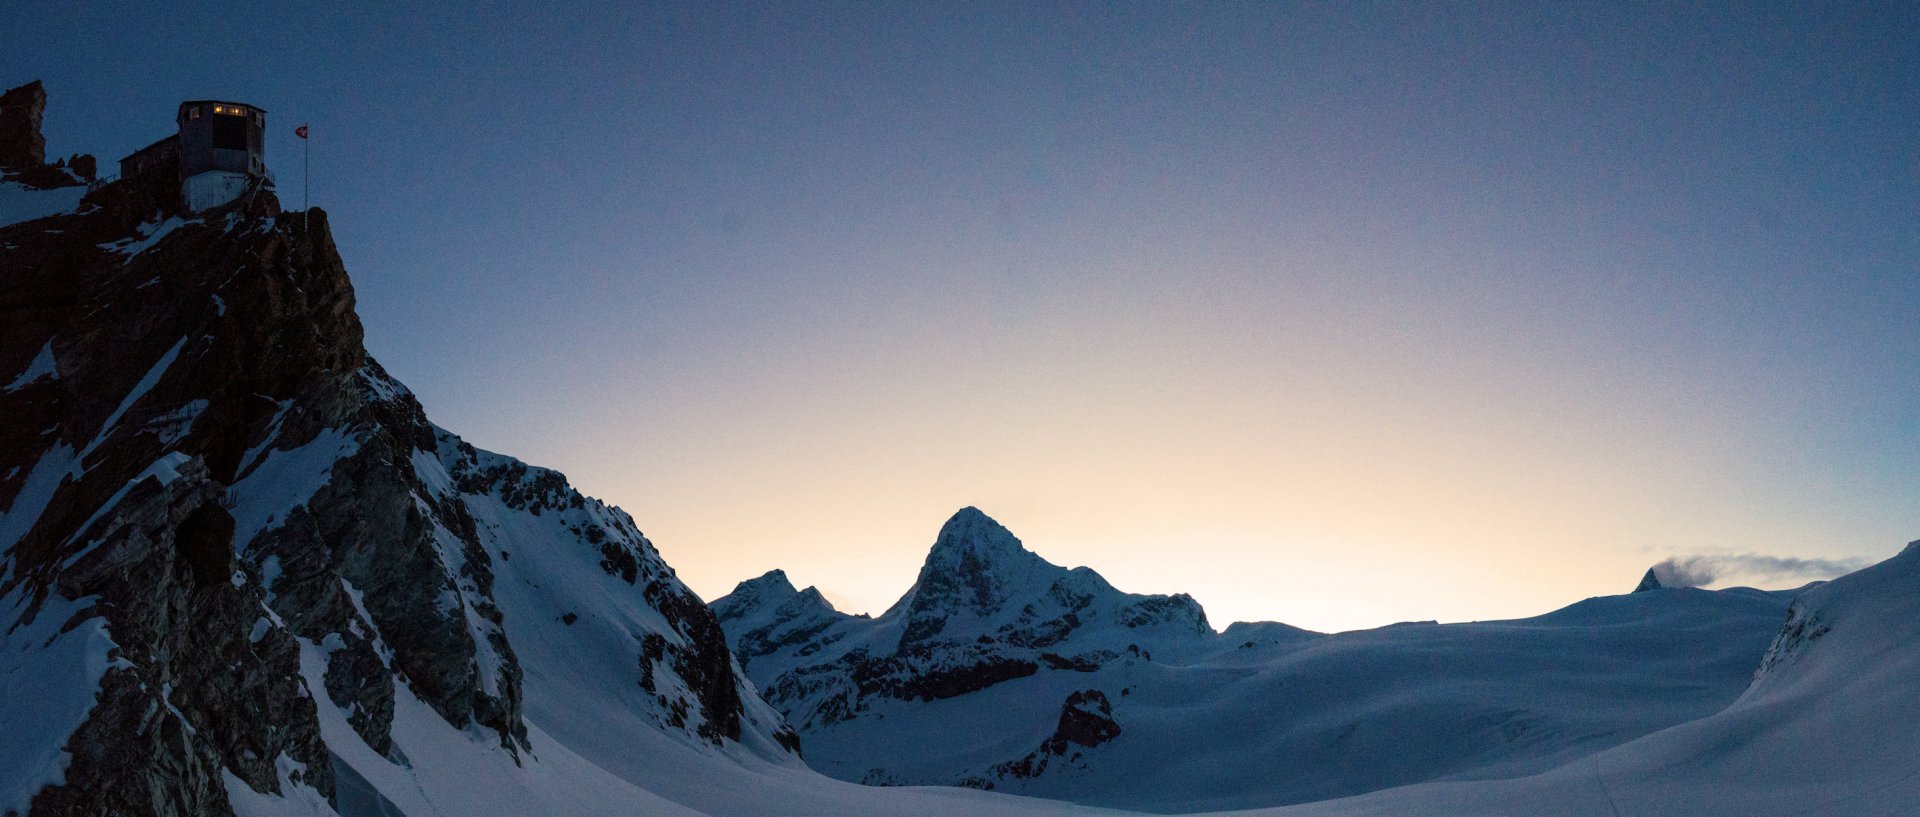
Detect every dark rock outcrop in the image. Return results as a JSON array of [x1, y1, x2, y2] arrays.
[[984, 689, 1122, 784], [0, 80, 92, 189], [1042, 689, 1121, 755], [0, 80, 48, 170]]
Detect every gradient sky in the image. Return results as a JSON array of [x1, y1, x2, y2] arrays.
[[14, 3, 1919, 632]]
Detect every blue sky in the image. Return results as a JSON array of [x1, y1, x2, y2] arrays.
[[14, 2, 1918, 630]]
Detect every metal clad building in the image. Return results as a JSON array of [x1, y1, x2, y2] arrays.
[[117, 100, 270, 211], [117, 135, 180, 180], [177, 100, 265, 177], [176, 100, 266, 211]]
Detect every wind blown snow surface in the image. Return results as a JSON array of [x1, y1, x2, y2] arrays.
[[1202, 541, 1920, 817]]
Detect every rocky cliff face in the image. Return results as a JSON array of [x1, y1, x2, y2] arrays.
[[0, 88, 795, 817]]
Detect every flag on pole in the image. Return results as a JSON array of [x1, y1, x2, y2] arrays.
[[297, 123, 311, 220]]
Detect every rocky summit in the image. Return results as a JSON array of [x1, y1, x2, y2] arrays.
[[0, 84, 796, 817]]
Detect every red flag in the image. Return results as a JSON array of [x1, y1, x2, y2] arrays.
[[295, 125, 308, 139]]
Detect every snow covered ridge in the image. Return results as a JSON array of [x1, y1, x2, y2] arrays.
[[1237, 539, 1920, 817], [0, 123, 797, 815], [714, 507, 1817, 811]]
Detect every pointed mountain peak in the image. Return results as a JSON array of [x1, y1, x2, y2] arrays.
[[1633, 567, 1664, 593], [735, 568, 798, 597], [793, 584, 836, 612], [927, 506, 1029, 566], [712, 569, 803, 625], [889, 507, 1060, 643]]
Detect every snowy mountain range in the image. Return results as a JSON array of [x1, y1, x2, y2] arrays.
[[713, 507, 1804, 811], [6, 81, 1919, 817]]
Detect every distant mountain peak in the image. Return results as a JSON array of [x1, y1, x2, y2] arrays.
[[910, 507, 1037, 593], [921, 502, 1044, 575], [1634, 567, 1665, 593], [712, 568, 842, 635], [734, 569, 799, 598], [927, 506, 1028, 563]]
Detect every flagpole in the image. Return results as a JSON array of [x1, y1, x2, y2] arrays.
[[303, 124, 310, 231]]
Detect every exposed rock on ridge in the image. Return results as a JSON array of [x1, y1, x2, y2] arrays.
[[0, 80, 93, 188], [0, 81, 48, 170], [1, 87, 796, 817]]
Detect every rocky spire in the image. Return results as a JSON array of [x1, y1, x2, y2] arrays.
[[1634, 567, 1665, 593], [0, 80, 47, 171], [0, 80, 95, 188]]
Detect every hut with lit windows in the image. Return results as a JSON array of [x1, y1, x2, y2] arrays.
[[118, 100, 269, 211]]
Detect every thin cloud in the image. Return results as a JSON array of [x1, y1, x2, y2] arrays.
[[1650, 553, 1871, 589]]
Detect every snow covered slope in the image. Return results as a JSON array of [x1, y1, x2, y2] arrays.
[[716, 508, 1795, 812], [1209, 538, 1920, 817], [212, 529, 1920, 817]]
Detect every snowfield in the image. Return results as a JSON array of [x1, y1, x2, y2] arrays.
[[1214, 541, 1920, 817], [245, 538, 1917, 817], [714, 509, 1813, 813], [237, 514, 1920, 815]]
